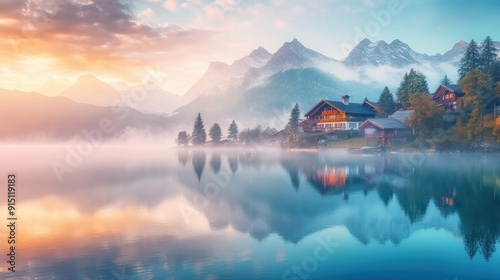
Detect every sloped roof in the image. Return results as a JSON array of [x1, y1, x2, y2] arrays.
[[326, 100, 376, 114], [390, 110, 413, 122], [305, 100, 376, 117], [360, 118, 411, 130], [433, 84, 464, 99], [443, 84, 461, 92]]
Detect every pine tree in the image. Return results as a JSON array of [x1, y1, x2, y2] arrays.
[[396, 73, 409, 106], [459, 40, 481, 80], [191, 113, 206, 145], [209, 123, 222, 144], [459, 69, 493, 112], [227, 120, 238, 141], [377, 86, 396, 115], [459, 69, 493, 141], [440, 74, 452, 85], [396, 68, 429, 108], [286, 103, 300, 144], [480, 36, 498, 71], [176, 131, 189, 146]]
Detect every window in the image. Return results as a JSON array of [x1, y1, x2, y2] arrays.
[[365, 128, 376, 135], [349, 123, 357, 129]]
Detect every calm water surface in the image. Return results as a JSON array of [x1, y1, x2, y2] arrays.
[[1, 144, 499, 280]]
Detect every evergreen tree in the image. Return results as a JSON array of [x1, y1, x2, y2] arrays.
[[209, 123, 222, 144], [396, 73, 409, 106], [440, 74, 452, 85], [227, 120, 239, 141], [480, 36, 498, 71], [459, 40, 481, 80], [396, 68, 429, 108], [488, 61, 500, 84], [286, 103, 300, 144], [176, 131, 189, 146], [459, 69, 493, 112], [459, 69, 493, 140], [377, 86, 396, 115], [191, 113, 206, 145]]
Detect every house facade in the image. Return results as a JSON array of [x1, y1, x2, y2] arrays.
[[301, 95, 379, 132], [359, 118, 412, 146], [432, 84, 463, 111]]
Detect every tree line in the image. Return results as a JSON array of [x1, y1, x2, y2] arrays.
[[176, 113, 283, 146], [374, 36, 499, 146], [176, 113, 240, 146], [456, 36, 500, 142]]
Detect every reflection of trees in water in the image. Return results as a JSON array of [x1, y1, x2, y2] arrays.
[[407, 156, 500, 261], [176, 149, 189, 167], [281, 157, 300, 190], [377, 182, 394, 206], [228, 155, 238, 174], [210, 153, 221, 174], [192, 150, 206, 181], [179, 150, 500, 260], [454, 164, 500, 261], [294, 153, 500, 260]]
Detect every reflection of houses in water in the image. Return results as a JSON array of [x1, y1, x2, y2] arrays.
[[434, 188, 457, 217], [306, 162, 376, 196], [303, 155, 405, 197], [314, 166, 348, 188]]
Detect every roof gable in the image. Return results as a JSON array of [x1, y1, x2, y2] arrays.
[[305, 99, 378, 117], [359, 118, 411, 130], [324, 100, 377, 115], [432, 84, 463, 99]]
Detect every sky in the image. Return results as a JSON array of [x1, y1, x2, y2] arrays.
[[1, 0, 500, 95]]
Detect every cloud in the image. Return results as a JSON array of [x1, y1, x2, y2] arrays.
[[275, 20, 287, 29], [164, 0, 178, 11], [138, 7, 154, 18], [0, 0, 219, 93]]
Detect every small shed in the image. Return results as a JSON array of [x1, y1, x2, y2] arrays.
[[359, 118, 412, 147]]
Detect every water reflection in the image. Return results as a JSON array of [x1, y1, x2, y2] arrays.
[[228, 154, 238, 173], [210, 152, 221, 174], [192, 150, 206, 181], [176, 148, 189, 167], [1, 145, 499, 279]]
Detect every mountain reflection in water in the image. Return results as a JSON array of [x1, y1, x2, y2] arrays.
[[0, 145, 498, 279]]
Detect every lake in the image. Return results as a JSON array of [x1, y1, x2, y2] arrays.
[[1, 144, 499, 279]]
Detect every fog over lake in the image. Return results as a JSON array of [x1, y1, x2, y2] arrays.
[[1, 144, 499, 279]]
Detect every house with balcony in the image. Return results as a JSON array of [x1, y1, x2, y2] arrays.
[[301, 95, 379, 132], [432, 84, 464, 111]]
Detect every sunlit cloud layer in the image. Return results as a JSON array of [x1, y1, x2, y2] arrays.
[[1, 0, 499, 94]]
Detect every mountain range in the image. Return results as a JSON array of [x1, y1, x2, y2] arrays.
[[170, 37, 500, 129], [2, 37, 499, 140], [0, 89, 169, 141]]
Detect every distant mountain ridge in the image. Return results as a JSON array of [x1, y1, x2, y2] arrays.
[[172, 37, 500, 129], [0, 89, 169, 141], [59, 74, 185, 116], [182, 46, 272, 101], [345, 38, 499, 67], [60, 74, 121, 107], [261, 38, 334, 72]]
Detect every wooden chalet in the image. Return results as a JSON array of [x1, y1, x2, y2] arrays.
[[301, 95, 379, 132], [359, 118, 412, 146], [432, 84, 464, 111]]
